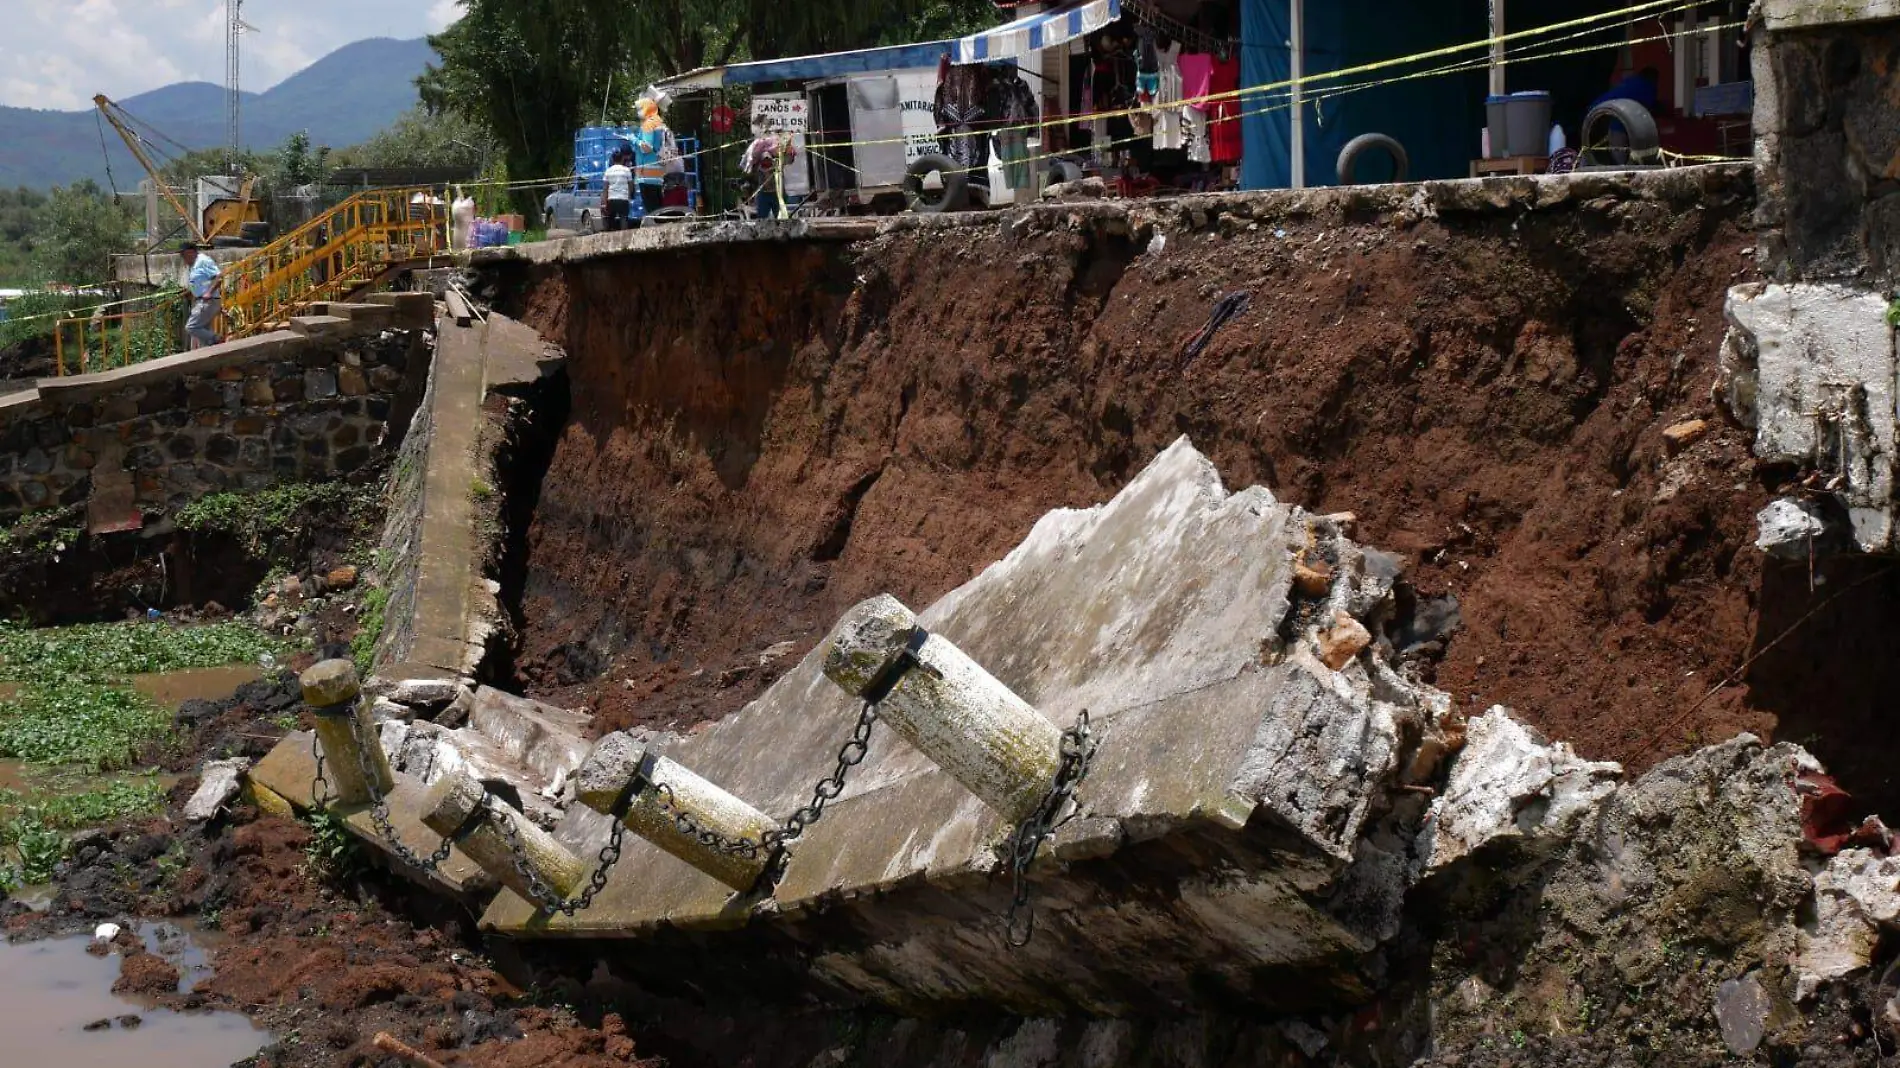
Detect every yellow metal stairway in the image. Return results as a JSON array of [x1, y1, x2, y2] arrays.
[[57, 187, 446, 375]]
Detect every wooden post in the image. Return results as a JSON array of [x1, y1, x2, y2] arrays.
[[420, 768, 586, 906], [822, 594, 1062, 824], [575, 733, 778, 892], [300, 659, 394, 805]]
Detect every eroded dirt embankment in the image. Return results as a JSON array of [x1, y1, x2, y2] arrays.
[[498, 169, 1895, 812]]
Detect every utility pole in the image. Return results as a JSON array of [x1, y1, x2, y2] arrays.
[[226, 0, 252, 168]]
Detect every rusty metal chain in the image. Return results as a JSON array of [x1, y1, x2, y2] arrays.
[[489, 792, 628, 916], [1004, 710, 1098, 948], [652, 700, 882, 864], [350, 732, 458, 874], [309, 736, 330, 808]]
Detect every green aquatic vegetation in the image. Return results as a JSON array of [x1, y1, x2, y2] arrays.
[[0, 619, 280, 681]]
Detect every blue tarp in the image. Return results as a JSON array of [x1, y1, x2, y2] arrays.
[[953, 0, 1122, 64], [1241, 0, 1489, 189], [659, 41, 955, 90]]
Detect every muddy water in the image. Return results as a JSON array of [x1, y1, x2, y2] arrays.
[[128, 664, 264, 710], [0, 926, 264, 1067]]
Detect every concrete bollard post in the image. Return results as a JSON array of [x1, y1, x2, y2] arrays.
[[301, 659, 395, 805], [420, 768, 587, 905], [822, 594, 1062, 824], [575, 734, 778, 892]]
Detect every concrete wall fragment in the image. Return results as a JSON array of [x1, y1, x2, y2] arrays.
[[1419, 708, 1621, 874], [1723, 282, 1899, 552]]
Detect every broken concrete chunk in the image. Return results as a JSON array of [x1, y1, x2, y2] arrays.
[[1315, 611, 1371, 670], [1755, 497, 1829, 559], [391, 677, 460, 710], [1662, 418, 1709, 453], [184, 758, 250, 822], [1798, 848, 1899, 999], [1293, 559, 1334, 598], [370, 698, 410, 725], [1420, 708, 1621, 873], [1715, 973, 1769, 1056], [1725, 282, 1898, 553]]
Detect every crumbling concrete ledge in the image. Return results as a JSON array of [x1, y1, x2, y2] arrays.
[[481, 438, 1466, 1013]]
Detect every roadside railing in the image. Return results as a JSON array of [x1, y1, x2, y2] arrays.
[[52, 290, 189, 377], [53, 186, 447, 376]]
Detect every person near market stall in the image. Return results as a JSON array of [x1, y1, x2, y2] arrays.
[[987, 62, 1040, 195], [600, 147, 635, 231], [743, 123, 798, 219], [632, 98, 671, 214]]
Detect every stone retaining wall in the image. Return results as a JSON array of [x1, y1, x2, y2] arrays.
[[0, 294, 433, 528]]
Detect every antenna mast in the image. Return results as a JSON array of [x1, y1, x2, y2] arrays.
[[225, 0, 245, 165]]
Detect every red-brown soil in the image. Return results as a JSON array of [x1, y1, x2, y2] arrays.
[[495, 173, 1900, 809]]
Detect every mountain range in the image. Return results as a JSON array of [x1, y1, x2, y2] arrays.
[[0, 38, 436, 190]]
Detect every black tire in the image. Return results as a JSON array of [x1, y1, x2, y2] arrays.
[[641, 206, 691, 225], [1046, 159, 1084, 187], [1336, 133, 1410, 186], [905, 153, 970, 214], [1579, 97, 1662, 167], [210, 236, 251, 249], [239, 221, 272, 244], [578, 211, 597, 236]]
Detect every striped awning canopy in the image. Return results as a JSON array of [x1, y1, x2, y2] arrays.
[[953, 0, 1123, 64]]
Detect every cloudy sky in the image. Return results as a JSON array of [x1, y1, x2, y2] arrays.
[[0, 0, 463, 112]]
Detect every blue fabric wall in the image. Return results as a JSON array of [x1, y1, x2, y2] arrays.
[[1241, 0, 1489, 189]]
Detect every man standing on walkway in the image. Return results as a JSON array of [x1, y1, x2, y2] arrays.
[[602, 147, 635, 232], [180, 243, 223, 350]]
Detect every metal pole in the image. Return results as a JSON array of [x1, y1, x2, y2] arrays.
[[1289, 0, 1306, 189], [1490, 0, 1507, 96]]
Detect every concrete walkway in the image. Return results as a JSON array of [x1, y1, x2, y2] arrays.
[[382, 308, 555, 682]]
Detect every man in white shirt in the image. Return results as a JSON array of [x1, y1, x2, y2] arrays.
[[180, 243, 223, 349], [601, 148, 635, 231]]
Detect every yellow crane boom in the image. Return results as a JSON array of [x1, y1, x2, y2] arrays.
[[94, 94, 206, 246]]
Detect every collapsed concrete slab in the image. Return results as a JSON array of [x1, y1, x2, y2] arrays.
[[466, 437, 1463, 1014]]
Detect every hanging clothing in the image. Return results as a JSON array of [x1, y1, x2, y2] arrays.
[[1178, 52, 1215, 164], [1135, 27, 1161, 100], [1153, 42, 1185, 151], [988, 69, 1040, 192], [935, 62, 992, 172], [1206, 56, 1242, 163]]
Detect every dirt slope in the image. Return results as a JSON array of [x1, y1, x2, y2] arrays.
[[502, 170, 1894, 811]]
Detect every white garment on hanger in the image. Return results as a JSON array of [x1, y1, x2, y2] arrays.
[[1185, 109, 1210, 163], [1154, 43, 1186, 151]]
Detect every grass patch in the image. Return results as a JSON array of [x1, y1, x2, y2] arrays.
[[0, 619, 280, 681], [0, 505, 83, 559], [0, 683, 170, 769], [175, 482, 380, 553], [351, 587, 390, 676], [0, 777, 164, 887]]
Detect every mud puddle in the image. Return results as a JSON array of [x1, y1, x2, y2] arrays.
[[0, 924, 265, 1067], [129, 664, 265, 709]]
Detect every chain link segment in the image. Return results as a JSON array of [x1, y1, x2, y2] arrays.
[[651, 700, 882, 867], [1004, 710, 1098, 948], [490, 791, 628, 916]]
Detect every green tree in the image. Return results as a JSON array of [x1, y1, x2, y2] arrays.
[[275, 131, 331, 187], [330, 106, 497, 171], [30, 181, 137, 286]]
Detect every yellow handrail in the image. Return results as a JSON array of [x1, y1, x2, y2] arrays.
[[53, 187, 446, 375], [220, 187, 445, 337]]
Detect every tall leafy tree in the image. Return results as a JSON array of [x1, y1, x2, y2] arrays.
[[30, 181, 137, 286]]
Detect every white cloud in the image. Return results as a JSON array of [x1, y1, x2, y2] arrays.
[[0, 0, 452, 111]]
